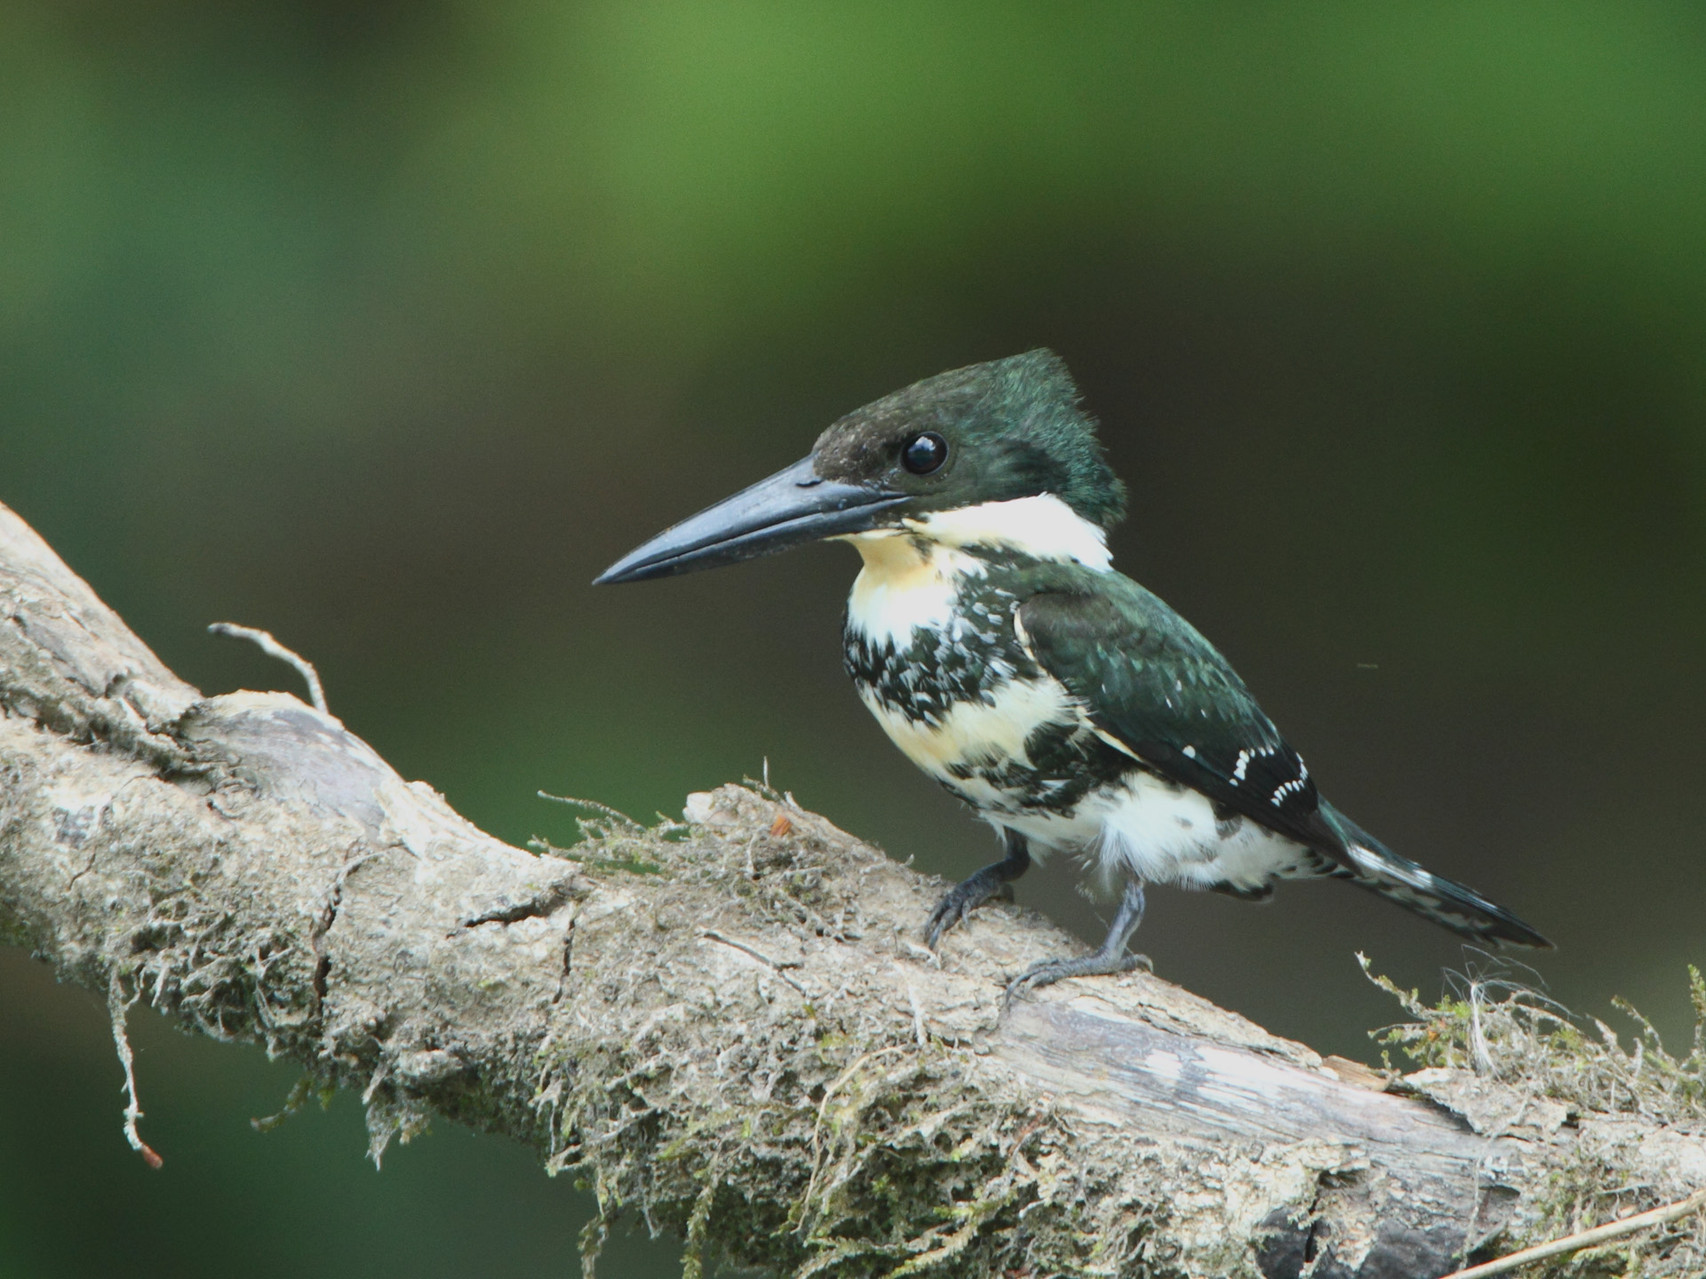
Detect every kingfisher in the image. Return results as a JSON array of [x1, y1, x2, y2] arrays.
[[596, 351, 1550, 992]]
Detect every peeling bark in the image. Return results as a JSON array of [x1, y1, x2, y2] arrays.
[[0, 499, 1701, 1278]]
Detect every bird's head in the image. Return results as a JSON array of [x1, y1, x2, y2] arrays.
[[594, 349, 1126, 584]]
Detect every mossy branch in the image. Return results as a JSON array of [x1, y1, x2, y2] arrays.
[[0, 498, 1702, 1279]]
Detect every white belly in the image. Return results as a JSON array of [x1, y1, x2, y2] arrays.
[[998, 771, 1315, 892]]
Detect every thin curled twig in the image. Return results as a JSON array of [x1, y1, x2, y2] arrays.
[[208, 621, 327, 713]]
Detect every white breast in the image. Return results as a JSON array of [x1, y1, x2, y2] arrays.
[[857, 676, 1078, 808]]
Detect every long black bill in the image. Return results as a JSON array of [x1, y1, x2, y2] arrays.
[[594, 456, 908, 585]]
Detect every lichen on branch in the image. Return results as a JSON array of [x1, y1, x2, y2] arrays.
[[2, 496, 1704, 1279]]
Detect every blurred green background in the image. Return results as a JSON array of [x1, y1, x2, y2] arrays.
[[3, 2, 1705, 1275]]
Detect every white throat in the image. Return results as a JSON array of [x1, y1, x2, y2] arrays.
[[841, 494, 1113, 650], [842, 534, 976, 650]]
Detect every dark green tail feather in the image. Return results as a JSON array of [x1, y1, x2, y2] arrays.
[[1318, 802, 1553, 949]]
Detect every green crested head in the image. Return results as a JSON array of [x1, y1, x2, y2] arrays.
[[595, 349, 1127, 585], [811, 349, 1128, 530]]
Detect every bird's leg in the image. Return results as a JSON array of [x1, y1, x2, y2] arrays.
[[923, 829, 1031, 949], [1006, 879, 1151, 1000]]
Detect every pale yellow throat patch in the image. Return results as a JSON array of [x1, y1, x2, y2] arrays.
[[840, 531, 979, 650]]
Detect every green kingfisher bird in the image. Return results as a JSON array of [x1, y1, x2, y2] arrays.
[[596, 351, 1551, 991]]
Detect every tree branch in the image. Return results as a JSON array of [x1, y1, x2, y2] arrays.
[[0, 499, 1700, 1278]]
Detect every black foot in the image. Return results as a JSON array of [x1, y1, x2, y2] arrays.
[[1006, 950, 1151, 1001], [1004, 879, 1150, 1002], [923, 830, 1031, 949], [924, 867, 1014, 947]]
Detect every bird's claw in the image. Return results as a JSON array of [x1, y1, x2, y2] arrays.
[[1003, 951, 1151, 1005], [923, 872, 1014, 949]]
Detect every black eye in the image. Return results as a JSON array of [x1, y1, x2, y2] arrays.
[[901, 431, 949, 475]]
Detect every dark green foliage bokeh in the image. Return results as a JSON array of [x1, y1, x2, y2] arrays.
[[3, 4, 1704, 1275]]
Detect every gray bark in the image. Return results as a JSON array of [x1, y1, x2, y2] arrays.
[[0, 499, 1699, 1278]]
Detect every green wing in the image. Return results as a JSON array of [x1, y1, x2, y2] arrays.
[[1017, 571, 1347, 859], [1016, 568, 1552, 946]]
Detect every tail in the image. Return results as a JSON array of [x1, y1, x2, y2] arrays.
[[1317, 801, 1553, 949]]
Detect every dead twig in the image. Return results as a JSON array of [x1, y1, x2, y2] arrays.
[[700, 930, 808, 995], [208, 621, 328, 713], [1442, 1187, 1706, 1279]]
